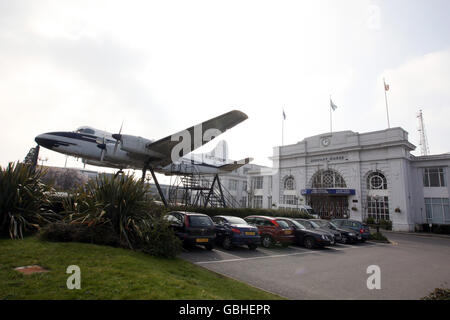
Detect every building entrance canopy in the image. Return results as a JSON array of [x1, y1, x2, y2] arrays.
[[301, 188, 356, 196]]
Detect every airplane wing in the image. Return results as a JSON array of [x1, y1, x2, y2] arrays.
[[147, 110, 248, 167], [218, 157, 253, 172]]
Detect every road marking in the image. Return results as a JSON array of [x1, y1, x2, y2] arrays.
[[194, 242, 387, 265], [211, 249, 242, 260], [196, 250, 321, 265]]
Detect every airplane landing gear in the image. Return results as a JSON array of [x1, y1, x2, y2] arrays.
[[142, 165, 168, 207], [114, 169, 124, 178]]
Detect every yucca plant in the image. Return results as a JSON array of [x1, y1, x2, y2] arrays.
[[63, 173, 154, 249], [0, 162, 57, 239]]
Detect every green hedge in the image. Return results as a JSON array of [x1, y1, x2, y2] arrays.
[[166, 206, 313, 219], [420, 224, 450, 235]]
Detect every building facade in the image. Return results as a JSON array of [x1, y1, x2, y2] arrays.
[[222, 127, 450, 232]]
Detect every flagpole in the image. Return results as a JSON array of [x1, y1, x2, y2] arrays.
[[282, 107, 285, 146], [330, 95, 332, 134], [384, 78, 391, 128]]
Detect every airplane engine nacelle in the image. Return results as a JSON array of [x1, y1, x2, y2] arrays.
[[119, 135, 153, 155]]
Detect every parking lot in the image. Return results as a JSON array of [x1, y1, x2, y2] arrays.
[[180, 232, 450, 299]]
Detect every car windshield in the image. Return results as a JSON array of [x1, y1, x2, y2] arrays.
[[275, 220, 291, 229], [289, 220, 305, 229], [189, 216, 213, 227], [297, 220, 315, 230], [328, 221, 339, 229], [225, 217, 247, 225], [313, 220, 328, 227]]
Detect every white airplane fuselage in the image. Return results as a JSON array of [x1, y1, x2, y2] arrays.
[[35, 127, 247, 175]]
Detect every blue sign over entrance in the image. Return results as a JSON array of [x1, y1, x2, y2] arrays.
[[301, 188, 356, 195]]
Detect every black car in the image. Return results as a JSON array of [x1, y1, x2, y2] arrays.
[[332, 219, 370, 242], [164, 211, 216, 250], [310, 219, 359, 244], [212, 216, 260, 250], [309, 219, 342, 243], [277, 217, 334, 249]]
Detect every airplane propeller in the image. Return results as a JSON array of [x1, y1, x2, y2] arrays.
[[112, 121, 124, 155], [96, 136, 107, 162]]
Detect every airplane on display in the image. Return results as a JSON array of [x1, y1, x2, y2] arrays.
[[34, 110, 250, 204]]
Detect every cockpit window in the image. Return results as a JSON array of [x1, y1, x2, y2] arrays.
[[77, 128, 95, 134]]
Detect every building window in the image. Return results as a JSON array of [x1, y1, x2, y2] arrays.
[[252, 176, 263, 190], [240, 196, 247, 208], [367, 172, 387, 190], [268, 196, 272, 208], [228, 179, 238, 191], [367, 196, 390, 221], [423, 168, 446, 187], [311, 170, 347, 188], [242, 181, 247, 192], [425, 198, 450, 224], [253, 196, 263, 208], [283, 195, 298, 205], [284, 176, 295, 190]]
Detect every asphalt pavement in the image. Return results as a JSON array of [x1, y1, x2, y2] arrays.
[[179, 232, 450, 299]]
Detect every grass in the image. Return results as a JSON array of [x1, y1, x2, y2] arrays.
[[0, 236, 282, 300]]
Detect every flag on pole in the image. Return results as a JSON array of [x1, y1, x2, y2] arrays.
[[330, 98, 338, 111], [283, 109, 286, 120], [384, 80, 390, 91]]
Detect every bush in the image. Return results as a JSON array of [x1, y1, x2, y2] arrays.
[[40, 222, 121, 247], [0, 162, 59, 239], [168, 206, 313, 219], [363, 217, 392, 230], [134, 215, 182, 258], [422, 288, 450, 300], [62, 173, 153, 249], [57, 174, 181, 257], [420, 224, 450, 235], [368, 232, 389, 242]]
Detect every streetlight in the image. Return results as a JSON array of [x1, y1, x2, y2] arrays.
[[38, 157, 48, 167], [373, 195, 380, 233]]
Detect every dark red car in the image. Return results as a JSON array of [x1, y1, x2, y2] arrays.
[[244, 215, 295, 248]]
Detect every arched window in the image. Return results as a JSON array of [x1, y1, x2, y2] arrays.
[[367, 172, 387, 190], [284, 176, 295, 190], [311, 170, 347, 188]]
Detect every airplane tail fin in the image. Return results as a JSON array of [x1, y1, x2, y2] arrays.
[[218, 157, 253, 172], [206, 140, 228, 161]]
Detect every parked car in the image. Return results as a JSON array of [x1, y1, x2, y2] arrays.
[[244, 215, 295, 248], [212, 215, 260, 250], [310, 219, 359, 244], [307, 219, 342, 243], [164, 211, 216, 250], [278, 217, 334, 249], [332, 219, 370, 242]]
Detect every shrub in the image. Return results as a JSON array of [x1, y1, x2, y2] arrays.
[[420, 224, 450, 235], [0, 162, 58, 239], [134, 215, 182, 258], [168, 206, 313, 219], [59, 173, 181, 257], [368, 232, 389, 242], [62, 173, 153, 249], [39, 222, 121, 247], [422, 288, 450, 300]]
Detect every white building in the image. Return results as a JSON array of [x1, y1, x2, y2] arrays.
[[222, 127, 450, 232]]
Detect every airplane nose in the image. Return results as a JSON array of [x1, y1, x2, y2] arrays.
[[35, 133, 56, 149]]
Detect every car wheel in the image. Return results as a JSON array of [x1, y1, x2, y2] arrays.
[[205, 243, 214, 251], [261, 235, 273, 248], [341, 236, 347, 244], [303, 237, 315, 249], [222, 237, 233, 250], [248, 244, 257, 250]]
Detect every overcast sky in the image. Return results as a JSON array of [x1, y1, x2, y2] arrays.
[[1, 0, 450, 180]]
